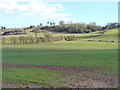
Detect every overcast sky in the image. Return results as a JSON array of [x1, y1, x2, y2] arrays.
[[0, 0, 118, 28]]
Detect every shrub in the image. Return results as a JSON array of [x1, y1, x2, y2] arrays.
[[88, 40, 93, 41], [64, 35, 75, 41], [111, 41, 114, 42]]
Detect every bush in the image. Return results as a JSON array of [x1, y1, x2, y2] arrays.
[[64, 35, 75, 41], [111, 41, 114, 42], [98, 40, 102, 42], [88, 40, 93, 41]]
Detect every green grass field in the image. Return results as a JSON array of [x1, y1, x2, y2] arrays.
[[3, 68, 64, 87], [2, 28, 119, 88], [3, 47, 118, 72]]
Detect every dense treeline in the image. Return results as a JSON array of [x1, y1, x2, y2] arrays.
[[2, 34, 76, 45], [31, 22, 120, 34], [44, 24, 103, 33]]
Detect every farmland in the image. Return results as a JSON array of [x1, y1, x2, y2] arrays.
[[2, 27, 119, 88], [0, 0, 119, 88]]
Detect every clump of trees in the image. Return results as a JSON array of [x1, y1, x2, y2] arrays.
[[104, 22, 120, 30], [49, 24, 102, 33], [59, 20, 65, 25], [1, 26, 6, 30], [64, 35, 75, 41], [30, 23, 102, 34]]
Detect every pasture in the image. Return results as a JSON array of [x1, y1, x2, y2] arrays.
[[2, 39, 118, 88], [83, 28, 119, 42], [1, 28, 119, 88]]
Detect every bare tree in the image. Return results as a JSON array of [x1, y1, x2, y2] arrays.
[[18, 36, 25, 44], [33, 28, 40, 37], [44, 32, 53, 42], [47, 22, 50, 26], [53, 22, 56, 26], [23, 28, 27, 33], [40, 23, 43, 26], [59, 20, 65, 25], [50, 22, 52, 26]]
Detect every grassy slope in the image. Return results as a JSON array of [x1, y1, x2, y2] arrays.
[[2, 27, 100, 39], [83, 28, 119, 41]]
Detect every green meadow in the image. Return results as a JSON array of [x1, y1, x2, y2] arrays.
[[2, 28, 119, 88], [83, 28, 119, 41]]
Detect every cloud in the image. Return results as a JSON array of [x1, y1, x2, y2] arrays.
[[0, 0, 71, 20], [55, 3, 64, 9]]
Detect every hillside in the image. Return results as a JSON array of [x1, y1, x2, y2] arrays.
[[1, 24, 103, 36], [1, 25, 101, 39], [83, 28, 119, 42], [1, 26, 119, 45]]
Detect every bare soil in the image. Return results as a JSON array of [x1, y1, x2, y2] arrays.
[[2, 64, 119, 88], [60, 72, 118, 88], [2, 82, 43, 88]]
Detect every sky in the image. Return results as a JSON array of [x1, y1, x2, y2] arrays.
[[0, 0, 118, 28]]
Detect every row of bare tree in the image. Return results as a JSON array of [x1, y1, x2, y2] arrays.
[[2, 34, 76, 45]]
